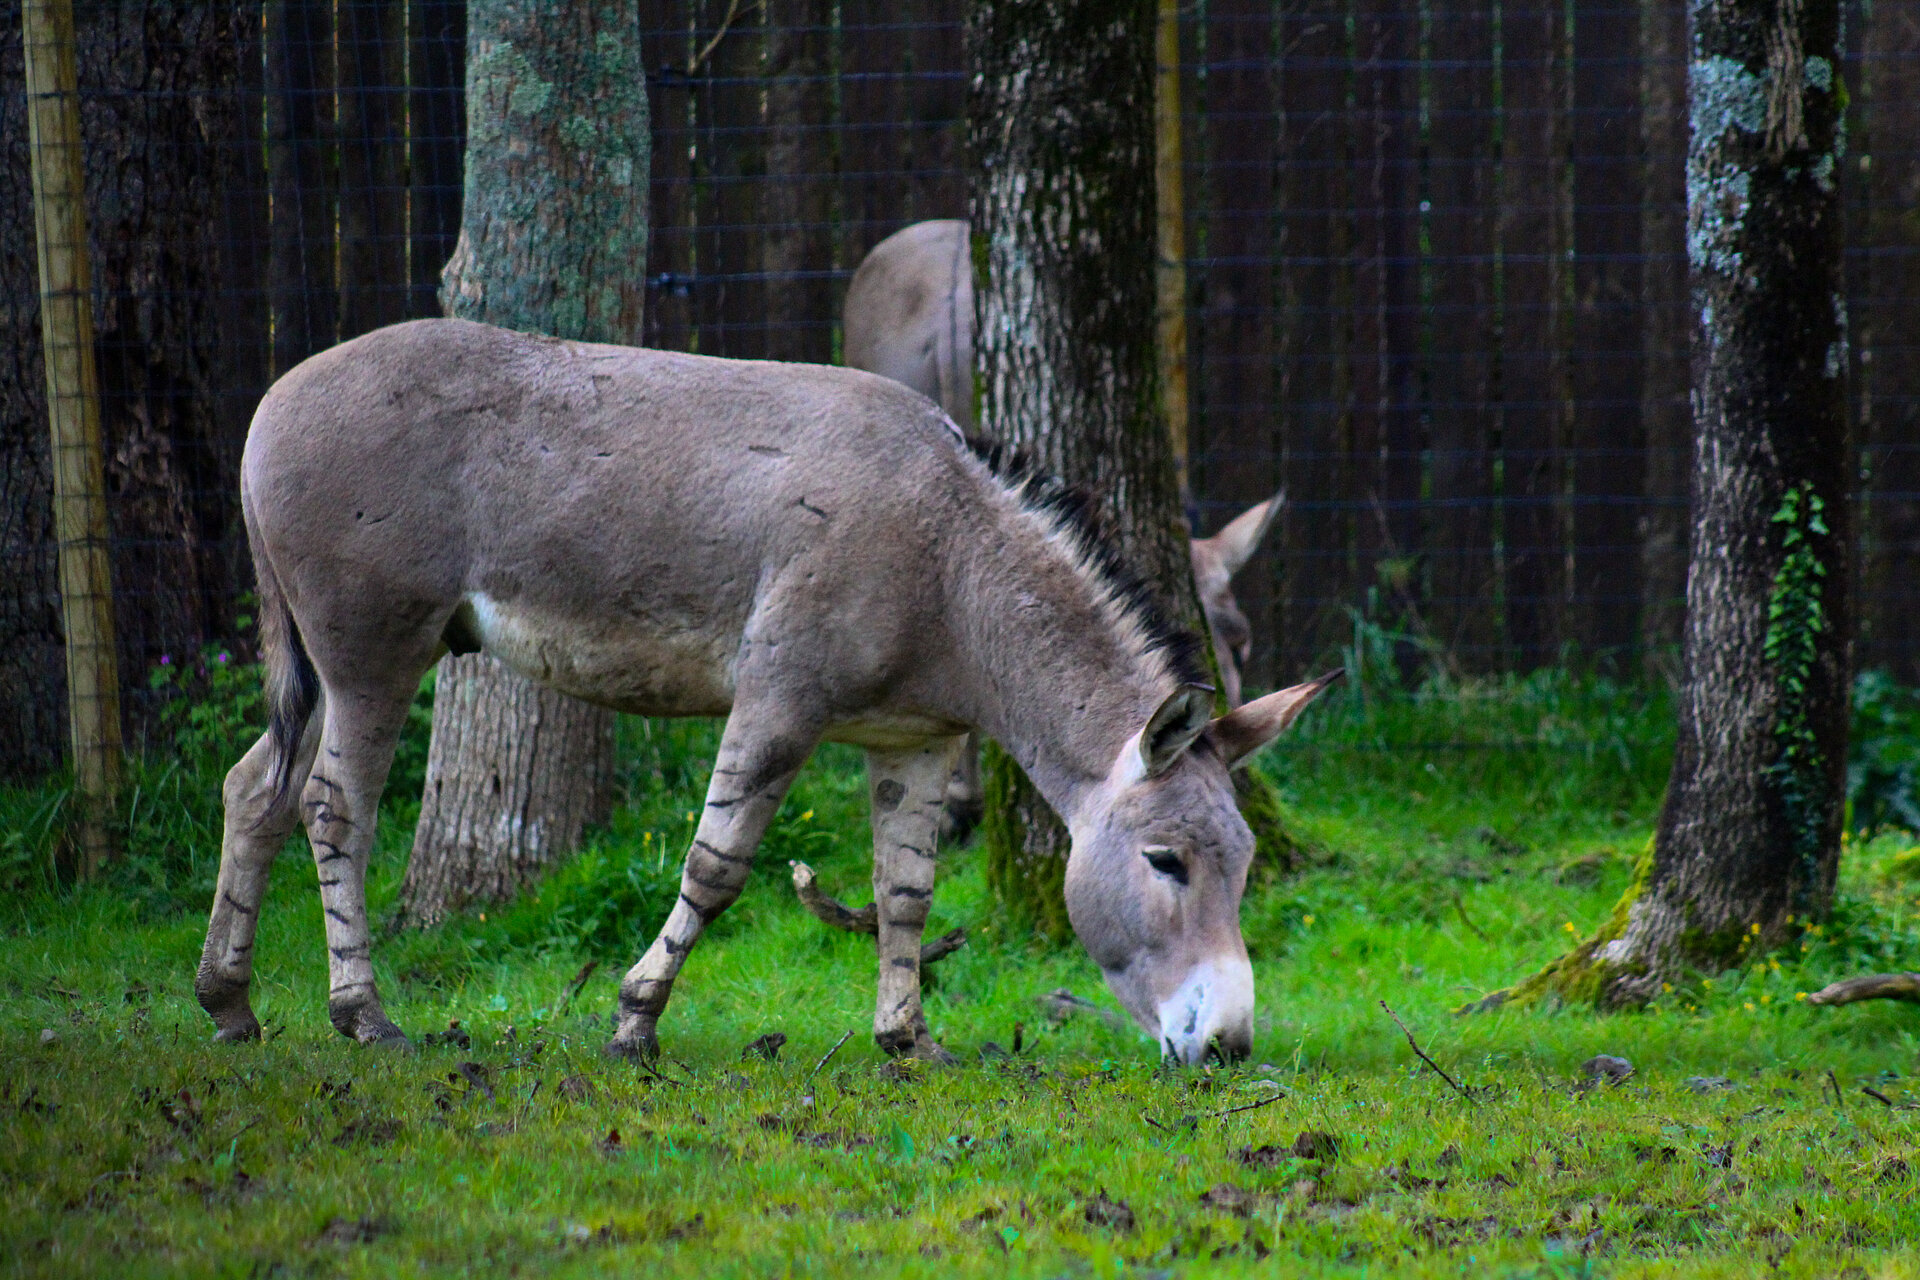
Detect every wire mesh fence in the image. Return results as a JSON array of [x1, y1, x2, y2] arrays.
[[2, 0, 1918, 776]]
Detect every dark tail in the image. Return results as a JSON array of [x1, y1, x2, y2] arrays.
[[254, 528, 319, 814]]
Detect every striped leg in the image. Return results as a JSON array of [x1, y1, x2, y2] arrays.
[[869, 737, 962, 1062], [304, 688, 413, 1046], [608, 713, 818, 1060], [195, 709, 324, 1041]]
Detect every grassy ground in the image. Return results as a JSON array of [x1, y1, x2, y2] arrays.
[[4, 671, 1920, 1278]]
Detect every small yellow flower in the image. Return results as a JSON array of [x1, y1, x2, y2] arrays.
[[800, 809, 814, 821], [1760, 994, 1772, 1005], [1302, 914, 1316, 927], [1750, 922, 1762, 935], [1796, 992, 1809, 1001], [1563, 921, 1578, 935], [1662, 982, 1673, 994], [1703, 978, 1714, 988], [1743, 1001, 1756, 1012], [1768, 958, 1781, 972]]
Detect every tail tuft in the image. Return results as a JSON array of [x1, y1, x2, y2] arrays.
[[255, 552, 318, 813]]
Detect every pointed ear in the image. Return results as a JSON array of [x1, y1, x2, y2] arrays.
[[1197, 491, 1284, 577], [1211, 669, 1343, 768], [1137, 684, 1216, 779]]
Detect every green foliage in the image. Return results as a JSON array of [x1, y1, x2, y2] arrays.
[[1849, 668, 1920, 836], [1763, 483, 1833, 880]]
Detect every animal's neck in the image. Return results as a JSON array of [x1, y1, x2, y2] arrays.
[[945, 502, 1177, 827]]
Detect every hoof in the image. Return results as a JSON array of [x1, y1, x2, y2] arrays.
[[604, 1032, 660, 1064], [362, 1025, 416, 1051], [329, 994, 409, 1048], [210, 1016, 262, 1044]]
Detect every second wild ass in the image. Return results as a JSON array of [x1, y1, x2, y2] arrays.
[[196, 319, 1338, 1065], [842, 217, 1284, 706], [843, 219, 1285, 838]]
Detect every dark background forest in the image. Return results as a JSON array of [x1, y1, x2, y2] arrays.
[[4, 0, 1918, 778]]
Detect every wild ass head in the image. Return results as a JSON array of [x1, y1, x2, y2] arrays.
[[1065, 670, 1340, 1065], [1188, 493, 1283, 707]]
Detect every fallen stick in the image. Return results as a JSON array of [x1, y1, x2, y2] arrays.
[[806, 1029, 854, 1088], [790, 861, 878, 935], [1381, 1000, 1477, 1102], [1807, 973, 1920, 1007], [789, 861, 967, 966]]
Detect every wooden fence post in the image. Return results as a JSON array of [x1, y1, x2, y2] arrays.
[[23, 0, 122, 877]]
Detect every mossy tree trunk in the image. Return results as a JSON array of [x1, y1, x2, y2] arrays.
[[970, 0, 1279, 938], [400, 0, 648, 926], [1487, 0, 1851, 1009]]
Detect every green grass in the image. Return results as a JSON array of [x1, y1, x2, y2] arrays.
[[4, 672, 1920, 1278]]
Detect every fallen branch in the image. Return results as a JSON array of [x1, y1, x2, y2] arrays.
[[1381, 1000, 1477, 1102], [789, 861, 967, 966], [1807, 973, 1920, 1007], [791, 861, 877, 934]]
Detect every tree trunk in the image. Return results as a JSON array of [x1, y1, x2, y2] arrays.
[[266, 0, 337, 376], [968, 0, 1196, 938], [1485, 0, 1851, 1010], [400, 0, 649, 927], [2, 1, 259, 779], [337, 0, 409, 339], [761, 0, 833, 365]]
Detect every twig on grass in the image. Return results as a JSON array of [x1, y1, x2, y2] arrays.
[[556, 961, 599, 1014], [1826, 1069, 1844, 1108], [1209, 1090, 1287, 1120], [1140, 1112, 1174, 1134], [1861, 1085, 1898, 1109], [1450, 891, 1491, 943], [1381, 1000, 1476, 1102], [806, 1030, 854, 1088], [517, 1078, 543, 1129]]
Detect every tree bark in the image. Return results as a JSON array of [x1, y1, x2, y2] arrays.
[[400, 0, 648, 927], [337, 0, 410, 339], [1484, 0, 1851, 1010], [968, 0, 1197, 938], [266, 0, 337, 376], [3, 1, 259, 780], [760, 0, 833, 365]]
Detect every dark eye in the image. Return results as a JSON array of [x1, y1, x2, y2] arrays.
[[1142, 845, 1188, 885]]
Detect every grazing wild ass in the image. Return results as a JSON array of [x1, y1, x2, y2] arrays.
[[196, 319, 1337, 1065], [842, 218, 1283, 707]]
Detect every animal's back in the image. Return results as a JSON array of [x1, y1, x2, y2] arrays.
[[842, 220, 973, 427], [245, 318, 979, 718]]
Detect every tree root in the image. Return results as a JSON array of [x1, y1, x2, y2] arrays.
[[788, 861, 966, 966], [1807, 973, 1920, 1006], [1457, 838, 1656, 1014]]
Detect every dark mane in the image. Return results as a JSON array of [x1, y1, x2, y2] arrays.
[[963, 435, 1210, 690]]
